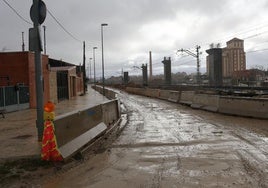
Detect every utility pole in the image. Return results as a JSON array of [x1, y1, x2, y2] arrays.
[[149, 51, 152, 80], [83, 41, 86, 93], [29, 0, 47, 141], [178, 45, 201, 84], [22, 32, 25, 51], [89, 57, 92, 83], [93, 47, 97, 86], [43, 25, 46, 54]]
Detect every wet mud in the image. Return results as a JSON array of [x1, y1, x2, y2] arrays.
[[6, 91, 268, 187]]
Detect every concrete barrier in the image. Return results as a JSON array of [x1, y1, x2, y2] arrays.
[[126, 87, 145, 96], [145, 88, 159, 98], [125, 87, 136, 94], [124, 87, 268, 119], [54, 99, 120, 159], [158, 90, 171, 100], [137, 88, 146, 96], [102, 100, 120, 126], [218, 96, 268, 119], [191, 94, 219, 112], [93, 86, 117, 100], [168, 91, 180, 103], [106, 89, 116, 99], [179, 91, 195, 105]]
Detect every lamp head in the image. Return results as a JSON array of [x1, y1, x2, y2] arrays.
[[101, 23, 108, 26]]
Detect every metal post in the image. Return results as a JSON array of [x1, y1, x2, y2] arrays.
[[196, 45, 201, 84], [93, 47, 97, 87], [83, 41, 86, 93], [43, 25, 46, 54], [32, 0, 44, 141], [22, 32, 25, 51], [178, 46, 201, 85], [89, 58, 92, 84], [101, 23, 108, 95], [149, 51, 152, 80]]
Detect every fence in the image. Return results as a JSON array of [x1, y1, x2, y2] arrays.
[[0, 86, 30, 112]]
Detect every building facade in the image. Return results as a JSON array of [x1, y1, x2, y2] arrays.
[[0, 52, 84, 111], [0, 52, 50, 108], [222, 38, 246, 78], [206, 38, 246, 86]]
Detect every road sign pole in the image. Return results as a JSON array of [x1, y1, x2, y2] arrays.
[[30, 0, 46, 141]]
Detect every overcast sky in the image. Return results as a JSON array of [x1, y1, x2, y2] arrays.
[[1, 0, 268, 78]]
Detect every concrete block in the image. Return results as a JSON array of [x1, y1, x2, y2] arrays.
[[158, 90, 171, 100], [180, 91, 195, 105], [102, 100, 120, 126], [168, 91, 180, 103], [219, 96, 268, 119], [145, 88, 159, 98], [191, 94, 219, 112], [54, 105, 103, 147], [59, 122, 107, 159]]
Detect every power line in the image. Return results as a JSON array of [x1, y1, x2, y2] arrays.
[[2, 0, 32, 25], [198, 21, 268, 52], [47, 9, 82, 43], [247, 48, 268, 53], [242, 30, 268, 40]]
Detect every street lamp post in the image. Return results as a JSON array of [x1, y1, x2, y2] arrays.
[[93, 47, 97, 86], [101, 23, 108, 95], [89, 57, 92, 84]]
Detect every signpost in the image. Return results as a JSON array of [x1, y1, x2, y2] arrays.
[[29, 0, 47, 141]]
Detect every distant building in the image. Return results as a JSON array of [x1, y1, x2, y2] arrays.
[[206, 38, 246, 86], [233, 69, 266, 86], [49, 58, 84, 103], [0, 51, 84, 111], [0, 51, 50, 109], [222, 38, 246, 78]]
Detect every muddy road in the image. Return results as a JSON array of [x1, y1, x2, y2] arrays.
[[43, 91, 268, 188]]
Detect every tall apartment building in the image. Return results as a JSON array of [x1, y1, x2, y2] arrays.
[[222, 38, 246, 78]]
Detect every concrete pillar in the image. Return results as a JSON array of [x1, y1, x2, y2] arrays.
[[162, 57, 171, 85]]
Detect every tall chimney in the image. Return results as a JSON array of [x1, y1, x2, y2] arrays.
[[149, 51, 152, 80]]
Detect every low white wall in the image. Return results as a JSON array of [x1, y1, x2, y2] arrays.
[[191, 94, 219, 112], [124, 87, 268, 119], [219, 96, 268, 118]]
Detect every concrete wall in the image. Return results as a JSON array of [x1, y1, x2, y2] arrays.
[[126, 87, 145, 96], [158, 90, 171, 100], [124, 87, 268, 119], [145, 88, 159, 98], [191, 94, 219, 112], [54, 98, 121, 159], [180, 91, 195, 105], [168, 91, 180, 103], [102, 100, 120, 126], [219, 97, 268, 118], [55, 105, 103, 147]]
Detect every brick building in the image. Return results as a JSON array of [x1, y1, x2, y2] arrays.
[[0, 51, 50, 108], [206, 38, 246, 86], [0, 52, 84, 110], [222, 38, 246, 78]]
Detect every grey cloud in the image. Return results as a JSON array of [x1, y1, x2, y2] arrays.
[[1, 0, 268, 77]]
